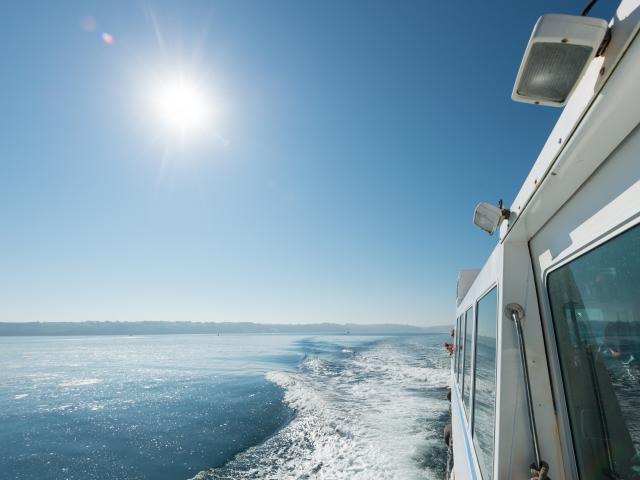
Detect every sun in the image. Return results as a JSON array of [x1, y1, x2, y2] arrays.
[[152, 75, 209, 135]]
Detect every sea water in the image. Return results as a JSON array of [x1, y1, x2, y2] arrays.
[[0, 334, 450, 480]]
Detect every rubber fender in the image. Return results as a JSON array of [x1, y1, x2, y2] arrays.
[[444, 423, 452, 446]]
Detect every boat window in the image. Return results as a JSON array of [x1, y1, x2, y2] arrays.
[[463, 306, 474, 414], [548, 225, 640, 480], [457, 313, 466, 385], [454, 316, 460, 373], [473, 287, 497, 480], [456, 315, 463, 375]]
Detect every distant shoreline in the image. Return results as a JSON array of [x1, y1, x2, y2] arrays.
[[0, 321, 451, 337]]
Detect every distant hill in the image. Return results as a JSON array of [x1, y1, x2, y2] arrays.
[[0, 321, 451, 336]]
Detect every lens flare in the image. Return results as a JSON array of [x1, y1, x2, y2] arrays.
[[80, 16, 97, 32], [101, 32, 114, 45]]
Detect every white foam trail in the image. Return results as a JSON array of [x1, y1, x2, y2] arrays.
[[193, 337, 450, 480], [58, 378, 102, 388]]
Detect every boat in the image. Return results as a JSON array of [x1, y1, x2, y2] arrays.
[[447, 1, 640, 479]]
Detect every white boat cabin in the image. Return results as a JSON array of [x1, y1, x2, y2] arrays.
[[450, 1, 640, 479]]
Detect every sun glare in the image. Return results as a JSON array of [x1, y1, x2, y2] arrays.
[[152, 76, 209, 135]]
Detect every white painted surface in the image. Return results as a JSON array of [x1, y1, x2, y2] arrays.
[[501, 0, 640, 243], [451, 2, 640, 479]]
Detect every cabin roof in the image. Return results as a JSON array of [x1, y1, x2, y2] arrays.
[[458, 1, 640, 310], [500, 0, 640, 243]]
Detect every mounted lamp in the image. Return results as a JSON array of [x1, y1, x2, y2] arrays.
[[473, 202, 511, 235], [512, 14, 609, 107]]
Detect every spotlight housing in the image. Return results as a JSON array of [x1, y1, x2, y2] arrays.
[[473, 202, 510, 235], [512, 14, 609, 107]]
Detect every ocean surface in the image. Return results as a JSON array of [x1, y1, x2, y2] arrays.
[[0, 333, 451, 480]]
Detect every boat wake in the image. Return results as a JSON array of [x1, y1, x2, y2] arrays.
[[192, 335, 450, 480]]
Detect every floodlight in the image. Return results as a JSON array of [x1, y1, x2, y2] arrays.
[[473, 202, 509, 235], [512, 14, 609, 107]]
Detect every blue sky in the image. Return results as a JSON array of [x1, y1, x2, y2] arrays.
[[0, 1, 618, 325]]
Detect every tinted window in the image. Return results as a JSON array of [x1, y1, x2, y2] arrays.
[[457, 313, 466, 385], [473, 288, 497, 480], [548, 225, 640, 479], [454, 316, 460, 373], [463, 306, 474, 413]]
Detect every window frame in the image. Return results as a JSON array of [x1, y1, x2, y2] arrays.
[[454, 315, 461, 374], [471, 285, 499, 480], [541, 219, 640, 480], [457, 312, 466, 386], [462, 305, 474, 416]]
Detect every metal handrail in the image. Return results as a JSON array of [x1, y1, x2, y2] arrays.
[[505, 303, 542, 470]]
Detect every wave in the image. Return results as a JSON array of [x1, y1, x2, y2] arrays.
[[58, 378, 103, 388], [191, 336, 450, 480]]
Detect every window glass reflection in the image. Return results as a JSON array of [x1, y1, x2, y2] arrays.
[[463, 307, 474, 413], [457, 314, 465, 385], [473, 288, 497, 480], [454, 316, 460, 373], [548, 225, 640, 479]]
